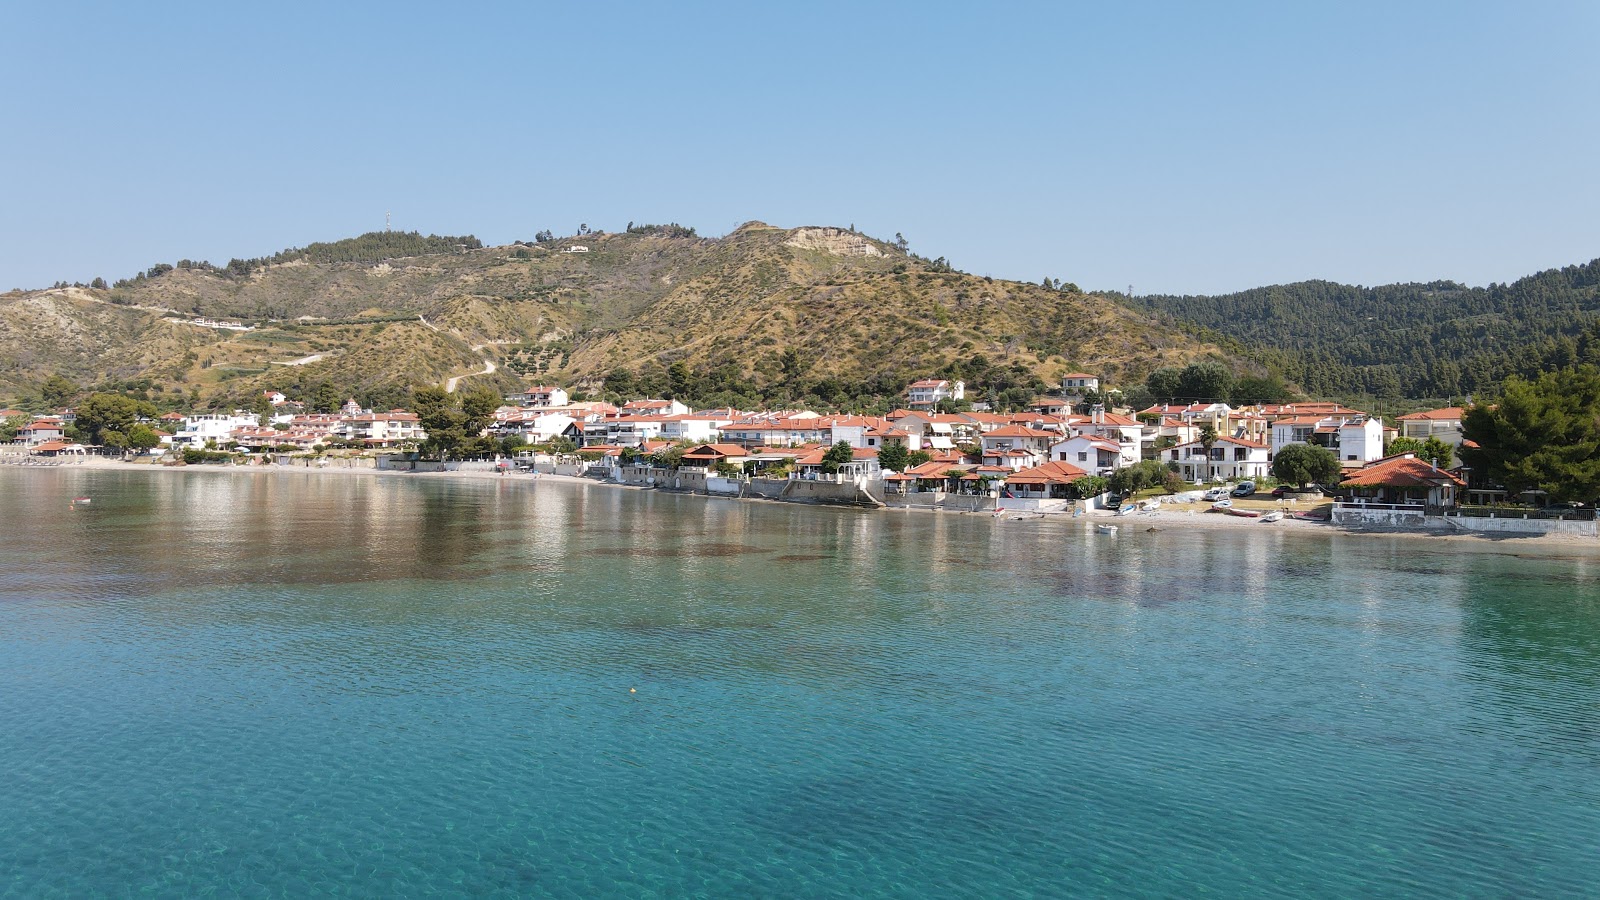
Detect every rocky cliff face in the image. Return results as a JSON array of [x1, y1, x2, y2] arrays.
[[783, 227, 887, 258]]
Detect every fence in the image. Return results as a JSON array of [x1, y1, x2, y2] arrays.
[[1333, 502, 1598, 536]]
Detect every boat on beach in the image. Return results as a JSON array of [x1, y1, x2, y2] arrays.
[[1210, 499, 1233, 510], [1259, 510, 1284, 523], [1226, 507, 1261, 518], [1095, 523, 1118, 535]]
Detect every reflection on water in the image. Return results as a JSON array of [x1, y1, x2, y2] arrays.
[[2, 468, 1600, 898]]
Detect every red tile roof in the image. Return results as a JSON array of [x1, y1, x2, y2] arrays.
[[681, 443, 749, 460], [1341, 455, 1465, 488], [1004, 460, 1088, 485], [1397, 407, 1465, 421]]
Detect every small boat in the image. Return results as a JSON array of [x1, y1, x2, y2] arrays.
[[1226, 507, 1261, 518], [1117, 503, 1138, 516], [1210, 499, 1233, 510], [71, 497, 91, 504], [1095, 523, 1118, 535], [1259, 511, 1284, 523], [1138, 498, 1161, 512]]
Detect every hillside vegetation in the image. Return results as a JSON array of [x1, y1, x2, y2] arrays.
[[1, 223, 1224, 411], [1118, 259, 1600, 401]]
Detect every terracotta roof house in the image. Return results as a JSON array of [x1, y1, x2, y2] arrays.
[[1002, 460, 1090, 500], [680, 443, 749, 465], [1396, 407, 1466, 447], [1340, 454, 1465, 507]]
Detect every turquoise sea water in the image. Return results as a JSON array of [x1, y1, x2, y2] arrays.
[[2, 468, 1598, 898]]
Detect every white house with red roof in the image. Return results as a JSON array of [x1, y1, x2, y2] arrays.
[[228, 425, 287, 450], [175, 413, 260, 448], [1270, 412, 1385, 465], [18, 419, 65, 446], [905, 379, 964, 410], [979, 424, 1058, 458], [492, 411, 579, 444], [1338, 453, 1464, 508], [620, 398, 690, 417], [1050, 435, 1128, 474], [1070, 409, 1144, 464], [793, 445, 881, 480], [1028, 397, 1076, 417], [509, 385, 570, 408], [678, 443, 749, 469], [656, 413, 735, 444], [1061, 373, 1100, 395], [1001, 460, 1090, 507], [1397, 407, 1465, 447], [863, 424, 922, 452], [339, 411, 425, 448], [1165, 435, 1271, 482]]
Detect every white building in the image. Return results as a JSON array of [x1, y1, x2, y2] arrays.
[[340, 412, 426, 448], [905, 379, 964, 410], [510, 386, 570, 408], [1071, 410, 1144, 467], [1049, 435, 1128, 474], [175, 413, 261, 448], [1270, 414, 1385, 465], [1061, 373, 1100, 395], [1165, 436, 1272, 483], [657, 414, 735, 444], [494, 412, 578, 444], [17, 419, 65, 446], [979, 425, 1058, 458], [1396, 407, 1466, 447], [594, 416, 667, 447], [620, 399, 691, 418]]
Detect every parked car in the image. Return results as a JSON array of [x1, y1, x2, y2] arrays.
[[1231, 481, 1257, 498], [1270, 485, 1293, 498], [1202, 487, 1231, 502]]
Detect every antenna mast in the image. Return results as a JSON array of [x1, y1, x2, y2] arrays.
[[385, 211, 391, 233]]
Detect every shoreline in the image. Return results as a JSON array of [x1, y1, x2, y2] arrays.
[[10, 456, 1600, 550]]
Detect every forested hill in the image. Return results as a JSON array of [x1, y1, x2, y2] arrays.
[[1117, 258, 1600, 401]]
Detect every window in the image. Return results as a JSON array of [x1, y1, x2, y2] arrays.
[[1077, 452, 1088, 462]]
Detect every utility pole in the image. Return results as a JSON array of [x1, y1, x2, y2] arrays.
[[385, 211, 392, 233]]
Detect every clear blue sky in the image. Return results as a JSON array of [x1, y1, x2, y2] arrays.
[[3, 1, 1596, 294]]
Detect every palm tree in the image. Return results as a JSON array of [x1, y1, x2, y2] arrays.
[[1198, 424, 1219, 483]]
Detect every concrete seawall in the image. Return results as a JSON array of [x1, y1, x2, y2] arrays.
[[1333, 504, 1598, 538]]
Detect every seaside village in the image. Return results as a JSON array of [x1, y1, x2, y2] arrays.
[[3, 371, 1556, 535]]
